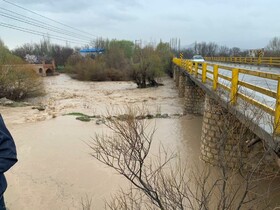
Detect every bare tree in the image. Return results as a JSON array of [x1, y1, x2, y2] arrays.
[[266, 37, 280, 56], [206, 42, 218, 57], [89, 108, 168, 209], [88, 106, 280, 210], [218, 46, 230, 57], [230, 47, 241, 57]]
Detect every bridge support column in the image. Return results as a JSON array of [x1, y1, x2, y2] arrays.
[[173, 65, 177, 82], [175, 67, 180, 87], [200, 95, 279, 173], [200, 95, 244, 168], [183, 76, 205, 115], [178, 72, 186, 98]]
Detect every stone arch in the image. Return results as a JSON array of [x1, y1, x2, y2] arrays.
[[46, 68, 53, 76], [39, 68, 43, 74]]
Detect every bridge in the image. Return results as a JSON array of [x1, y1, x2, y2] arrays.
[[172, 57, 280, 173], [28, 59, 56, 76], [205, 56, 280, 67], [2, 60, 56, 77]]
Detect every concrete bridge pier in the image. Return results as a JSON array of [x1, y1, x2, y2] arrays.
[[183, 76, 205, 115], [174, 67, 180, 87], [178, 72, 186, 98], [173, 65, 177, 82], [200, 95, 247, 168], [200, 95, 278, 173]]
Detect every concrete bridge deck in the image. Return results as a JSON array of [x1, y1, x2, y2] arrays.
[[208, 61, 280, 74]]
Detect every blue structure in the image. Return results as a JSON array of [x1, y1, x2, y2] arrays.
[[79, 48, 105, 57]]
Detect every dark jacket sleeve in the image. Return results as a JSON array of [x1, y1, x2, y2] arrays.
[[0, 115, 18, 174]]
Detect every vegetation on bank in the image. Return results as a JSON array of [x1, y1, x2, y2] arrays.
[[12, 37, 74, 67], [0, 39, 44, 100], [65, 111, 182, 123], [64, 36, 280, 87], [1, 35, 280, 100], [0, 40, 23, 65], [65, 39, 173, 88]]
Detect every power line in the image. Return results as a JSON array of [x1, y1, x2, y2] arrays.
[[0, 22, 90, 45], [0, 7, 94, 41], [2, 0, 98, 38], [0, 10, 92, 42]]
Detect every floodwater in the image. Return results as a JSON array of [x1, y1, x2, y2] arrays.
[[0, 74, 203, 210]]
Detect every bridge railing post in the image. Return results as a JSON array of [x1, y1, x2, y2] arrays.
[[179, 53, 183, 67], [189, 61, 193, 74], [257, 57, 262, 65], [274, 77, 280, 135], [185, 60, 189, 72], [213, 65, 218, 91], [202, 63, 207, 83], [186, 60, 190, 71], [195, 63, 198, 77], [186, 60, 189, 72], [230, 68, 239, 105], [182, 59, 186, 70]]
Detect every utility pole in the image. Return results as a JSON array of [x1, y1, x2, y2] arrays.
[[135, 40, 142, 48], [178, 38, 181, 53]]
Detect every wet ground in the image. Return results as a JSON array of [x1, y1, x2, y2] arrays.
[[0, 74, 203, 209]]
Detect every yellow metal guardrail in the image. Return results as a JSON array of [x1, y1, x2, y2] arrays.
[[172, 57, 280, 135], [204, 57, 280, 67]]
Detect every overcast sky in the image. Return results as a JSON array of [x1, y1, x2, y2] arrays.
[[0, 0, 279, 50]]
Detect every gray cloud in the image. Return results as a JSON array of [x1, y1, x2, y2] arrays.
[[1, 0, 280, 49]]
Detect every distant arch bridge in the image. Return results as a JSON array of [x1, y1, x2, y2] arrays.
[[1, 60, 56, 77]]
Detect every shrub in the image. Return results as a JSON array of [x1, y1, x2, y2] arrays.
[[132, 46, 165, 88], [0, 65, 44, 100], [65, 54, 129, 81]]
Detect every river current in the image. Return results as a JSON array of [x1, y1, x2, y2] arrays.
[[1, 74, 203, 209]]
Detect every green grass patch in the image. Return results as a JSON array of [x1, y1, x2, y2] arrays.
[[2, 102, 31, 107], [76, 116, 91, 122], [65, 112, 90, 117], [65, 112, 101, 122]]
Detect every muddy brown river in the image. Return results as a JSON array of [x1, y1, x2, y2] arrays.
[[0, 74, 203, 209], [2, 74, 280, 209]]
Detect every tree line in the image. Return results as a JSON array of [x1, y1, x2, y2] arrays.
[[64, 39, 173, 88], [12, 37, 74, 66], [178, 36, 280, 58], [1, 36, 280, 100]]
